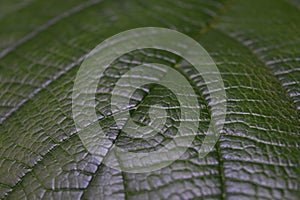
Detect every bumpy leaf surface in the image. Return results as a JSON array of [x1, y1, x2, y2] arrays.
[[0, 0, 299, 199]]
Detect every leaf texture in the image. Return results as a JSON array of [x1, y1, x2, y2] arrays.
[[0, 0, 299, 199]]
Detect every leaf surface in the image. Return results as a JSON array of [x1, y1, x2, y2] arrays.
[[0, 0, 299, 199]]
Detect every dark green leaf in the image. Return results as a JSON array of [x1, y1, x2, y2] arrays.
[[0, 0, 299, 199]]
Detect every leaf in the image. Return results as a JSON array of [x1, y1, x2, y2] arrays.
[[0, 0, 299, 199]]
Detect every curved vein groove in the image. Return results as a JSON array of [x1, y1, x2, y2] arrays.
[[216, 29, 299, 113], [0, 0, 103, 59]]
